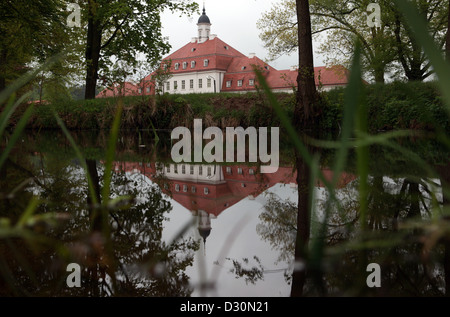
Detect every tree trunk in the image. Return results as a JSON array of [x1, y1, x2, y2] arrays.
[[84, 1, 102, 100], [374, 68, 385, 84], [394, 13, 425, 81], [291, 0, 317, 297], [294, 0, 317, 128], [291, 154, 311, 297]]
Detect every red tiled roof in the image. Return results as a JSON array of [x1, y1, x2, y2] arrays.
[[97, 37, 350, 97], [160, 37, 246, 75], [166, 37, 245, 60]]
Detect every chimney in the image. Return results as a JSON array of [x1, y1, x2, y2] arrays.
[[209, 34, 217, 40], [248, 53, 256, 59], [191, 37, 198, 43]]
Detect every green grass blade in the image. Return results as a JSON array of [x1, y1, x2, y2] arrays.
[[0, 103, 34, 170], [53, 111, 98, 205], [16, 196, 40, 228], [101, 101, 123, 204], [253, 68, 332, 190]]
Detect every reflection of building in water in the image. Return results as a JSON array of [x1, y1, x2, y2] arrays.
[[113, 162, 356, 247]]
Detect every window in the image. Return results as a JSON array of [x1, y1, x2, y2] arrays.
[[138, 88, 142, 94], [249, 79, 255, 86], [226, 81, 232, 88], [182, 165, 186, 174], [190, 79, 194, 89], [237, 80, 243, 87], [174, 165, 178, 173], [204, 59, 209, 67], [166, 165, 171, 173], [192, 186, 196, 193], [238, 168, 243, 175], [241, 66, 246, 70], [207, 167, 212, 176], [175, 184, 180, 192], [207, 78, 212, 88], [191, 61, 196, 68], [175, 63, 179, 70], [190, 165, 194, 175], [166, 81, 170, 91], [199, 166, 203, 176], [146, 87, 150, 93], [183, 62, 188, 69], [199, 78, 203, 89], [226, 167, 232, 174], [174, 81, 178, 90], [204, 187, 209, 195], [249, 169, 255, 175], [183, 185, 188, 192], [182, 80, 186, 90]]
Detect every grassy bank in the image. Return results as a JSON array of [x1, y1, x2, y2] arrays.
[[12, 81, 449, 132]]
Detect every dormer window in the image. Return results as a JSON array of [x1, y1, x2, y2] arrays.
[[204, 59, 209, 67], [183, 62, 188, 69], [175, 63, 179, 70], [191, 61, 196, 68], [241, 66, 246, 70]]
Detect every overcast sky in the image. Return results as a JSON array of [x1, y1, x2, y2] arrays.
[[160, 0, 326, 70]]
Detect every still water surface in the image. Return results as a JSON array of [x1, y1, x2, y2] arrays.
[[1, 130, 449, 296]]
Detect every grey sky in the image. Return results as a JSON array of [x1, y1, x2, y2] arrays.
[[160, 0, 325, 70]]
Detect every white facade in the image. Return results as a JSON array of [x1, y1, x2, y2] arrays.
[[162, 163, 226, 184], [162, 70, 225, 94]]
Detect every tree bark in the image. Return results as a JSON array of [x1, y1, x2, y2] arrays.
[[84, 1, 102, 100], [294, 0, 317, 128], [291, 154, 311, 297], [291, 0, 317, 297]]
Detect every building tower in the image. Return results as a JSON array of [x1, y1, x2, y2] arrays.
[[197, 5, 211, 43]]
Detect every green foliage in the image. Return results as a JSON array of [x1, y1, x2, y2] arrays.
[[320, 81, 448, 132]]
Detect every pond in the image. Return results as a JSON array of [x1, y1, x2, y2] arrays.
[[0, 129, 449, 297]]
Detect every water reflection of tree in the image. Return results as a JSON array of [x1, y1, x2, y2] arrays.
[[0, 151, 198, 296], [227, 174, 448, 296]]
